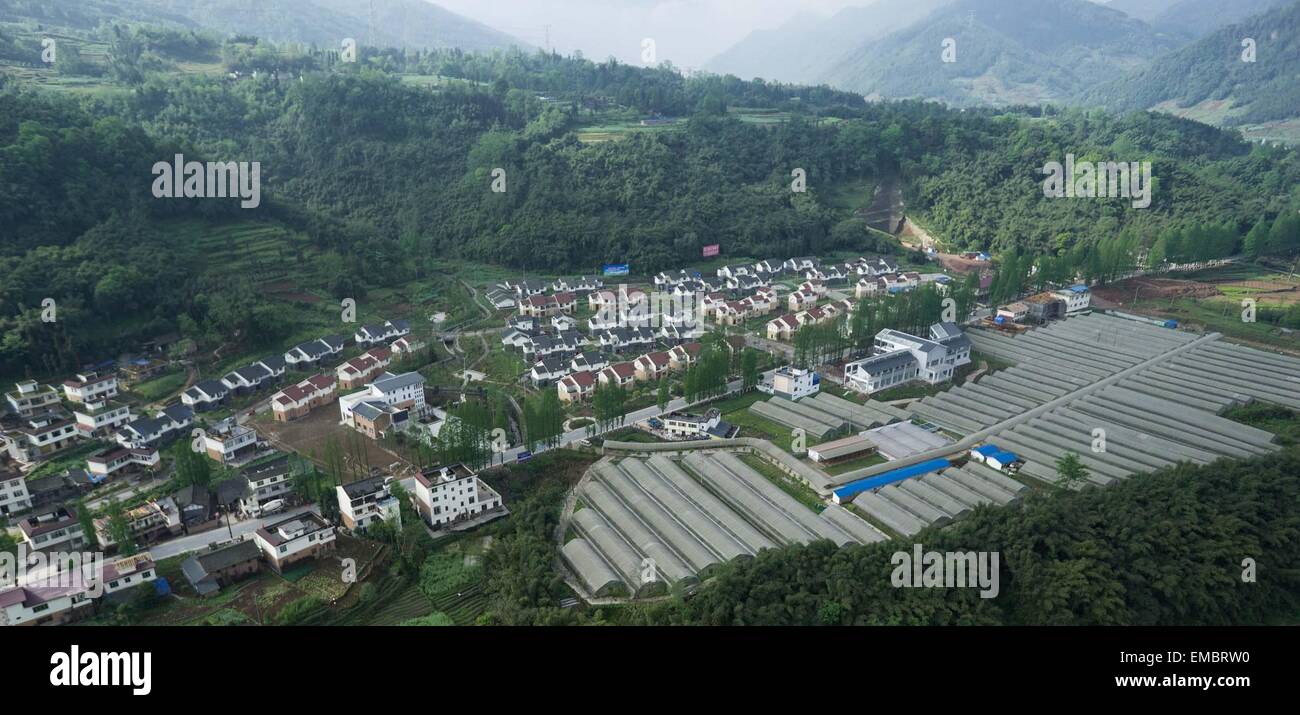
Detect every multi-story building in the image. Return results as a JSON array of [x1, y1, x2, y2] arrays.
[[843, 323, 971, 395], [767, 366, 819, 401], [338, 371, 426, 427], [61, 372, 119, 404], [240, 455, 295, 513], [0, 470, 32, 516], [72, 400, 133, 438], [94, 498, 180, 551], [86, 446, 160, 480], [2, 414, 80, 464], [5, 381, 60, 417], [336, 475, 401, 531], [17, 508, 86, 553], [411, 463, 505, 529], [1053, 284, 1092, 316], [202, 422, 258, 465], [254, 512, 336, 573]]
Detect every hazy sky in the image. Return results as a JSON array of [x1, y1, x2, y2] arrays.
[[431, 0, 873, 69]]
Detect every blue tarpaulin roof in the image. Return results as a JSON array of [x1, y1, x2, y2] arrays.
[[972, 444, 1000, 457], [833, 458, 951, 501]]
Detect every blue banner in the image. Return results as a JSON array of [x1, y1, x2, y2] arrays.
[[602, 263, 630, 276]]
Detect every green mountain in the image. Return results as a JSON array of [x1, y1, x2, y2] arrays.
[[0, 0, 528, 52], [818, 0, 1182, 106], [1081, 0, 1300, 128], [1142, 0, 1292, 38], [703, 0, 952, 85]]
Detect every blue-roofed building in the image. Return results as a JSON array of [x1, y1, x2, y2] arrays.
[[832, 458, 952, 504], [970, 444, 1022, 473]]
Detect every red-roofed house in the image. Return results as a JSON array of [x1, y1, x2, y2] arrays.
[[598, 362, 637, 389], [633, 351, 672, 382], [557, 370, 597, 404], [668, 342, 702, 370], [271, 374, 337, 421], [767, 313, 801, 341], [336, 346, 393, 390]]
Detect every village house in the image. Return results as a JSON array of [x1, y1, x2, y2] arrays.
[[181, 379, 230, 411], [270, 373, 337, 421], [0, 471, 32, 516], [557, 370, 597, 404], [997, 302, 1030, 323], [284, 335, 346, 368], [598, 362, 637, 389], [256, 355, 287, 380], [0, 553, 156, 626], [2, 413, 80, 465], [240, 456, 295, 514], [530, 356, 570, 387], [788, 290, 818, 313], [86, 446, 160, 481], [753, 259, 784, 276], [1053, 284, 1092, 316], [94, 497, 181, 552], [519, 291, 577, 317], [662, 408, 736, 440], [5, 381, 60, 418], [72, 400, 132, 438], [633, 351, 672, 382], [17, 508, 86, 553], [61, 372, 118, 404], [221, 364, 275, 395], [181, 540, 262, 597], [339, 371, 425, 423], [412, 463, 505, 530], [668, 342, 703, 370], [203, 421, 259, 465], [569, 351, 610, 373], [254, 512, 336, 573], [336, 475, 401, 531], [766, 313, 801, 341], [115, 404, 193, 449], [336, 346, 393, 389], [354, 319, 411, 347]]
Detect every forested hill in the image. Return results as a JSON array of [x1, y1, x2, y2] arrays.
[[0, 0, 529, 53], [1080, 1, 1300, 128], [1135, 0, 1293, 38], [819, 0, 1180, 107], [1, 30, 1299, 377]]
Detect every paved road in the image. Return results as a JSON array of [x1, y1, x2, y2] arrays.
[[147, 504, 322, 562]]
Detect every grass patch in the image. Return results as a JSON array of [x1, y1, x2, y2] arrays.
[[736, 453, 825, 514], [128, 368, 187, 402]]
